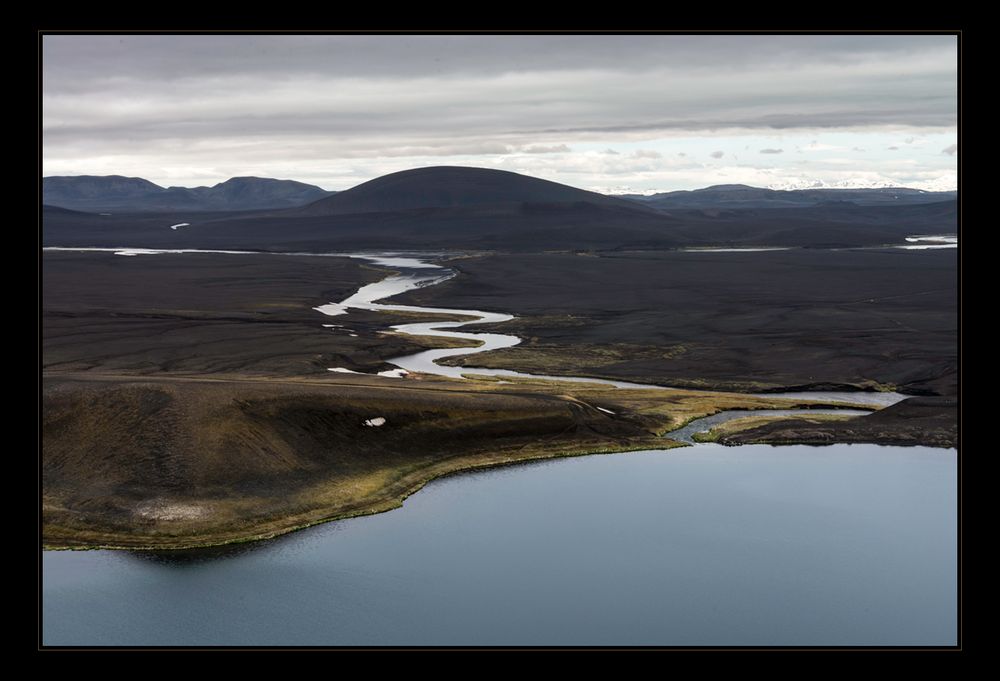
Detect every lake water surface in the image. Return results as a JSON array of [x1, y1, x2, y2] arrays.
[[43, 443, 956, 646]]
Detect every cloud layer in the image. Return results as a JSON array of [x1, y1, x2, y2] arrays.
[[43, 35, 958, 191]]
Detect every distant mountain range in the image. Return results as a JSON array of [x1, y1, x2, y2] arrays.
[[621, 184, 956, 210], [43, 166, 957, 253], [44, 172, 956, 214], [42, 175, 335, 212]]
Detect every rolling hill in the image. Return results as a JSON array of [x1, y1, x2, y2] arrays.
[[293, 166, 654, 216]]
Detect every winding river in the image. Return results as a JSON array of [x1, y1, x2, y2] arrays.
[[41, 248, 955, 645], [311, 253, 907, 441], [315, 254, 906, 396]]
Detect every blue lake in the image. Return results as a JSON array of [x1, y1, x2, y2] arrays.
[[42, 443, 957, 646]]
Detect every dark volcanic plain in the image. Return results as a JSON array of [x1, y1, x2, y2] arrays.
[[41, 167, 959, 549], [396, 249, 958, 397], [43, 252, 437, 376]]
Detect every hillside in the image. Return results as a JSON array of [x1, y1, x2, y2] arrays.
[[294, 166, 653, 216]]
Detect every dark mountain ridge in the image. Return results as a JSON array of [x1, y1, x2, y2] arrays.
[[43, 175, 335, 212], [628, 184, 956, 210], [42, 167, 957, 252]]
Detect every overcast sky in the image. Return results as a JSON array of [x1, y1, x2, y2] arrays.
[[42, 35, 958, 193]]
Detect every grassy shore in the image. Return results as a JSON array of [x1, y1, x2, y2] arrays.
[[691, 413, 857, 443], [43, 372, 842, 550]]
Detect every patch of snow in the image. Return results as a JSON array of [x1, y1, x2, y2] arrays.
[[596, 407, 616, 415], [314, 302, 348, 316], [363, 417, 386, 427], [377, 369, 409, 378], [328, 367, 361, 374], [905, 235, 957, 244], [681, 247, 792, 253], [169, 223, 191, 230]]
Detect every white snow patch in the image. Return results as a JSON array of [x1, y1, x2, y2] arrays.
[[328, 367, 361, 374], [169, 223, 191, 230], [363, 417, 387, 427], [314, 302, 348, 316], [901, 235, 957, 249], [682, 247, 792, 253], [905, 235, 957, 243], [596, 407, 616, 415], [377, 369, 409, 378]]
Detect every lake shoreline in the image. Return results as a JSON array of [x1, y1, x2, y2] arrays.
[[45, 371, 872, 552], [42, 249, 955, 551]]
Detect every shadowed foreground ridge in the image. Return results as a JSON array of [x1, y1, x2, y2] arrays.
[[44, 369, 849, 550], [42, 375, 679, 549]]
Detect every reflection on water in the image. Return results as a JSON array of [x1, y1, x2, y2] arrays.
[[125, 540, 278, 566]]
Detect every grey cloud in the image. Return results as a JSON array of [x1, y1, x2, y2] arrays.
[[852, 147, 866, 152], [759, 148, 784, 154], [676, 152, 687, 157], [887, 146, 900, 151], [632, 150, 662, 159], [710, 151, 724, 159], [43, 35, 955, 90], [531, 107, 957, 138], [942, 144, 957, 155], [602, 149, 620, 155], [521, 144, 571, 154]]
